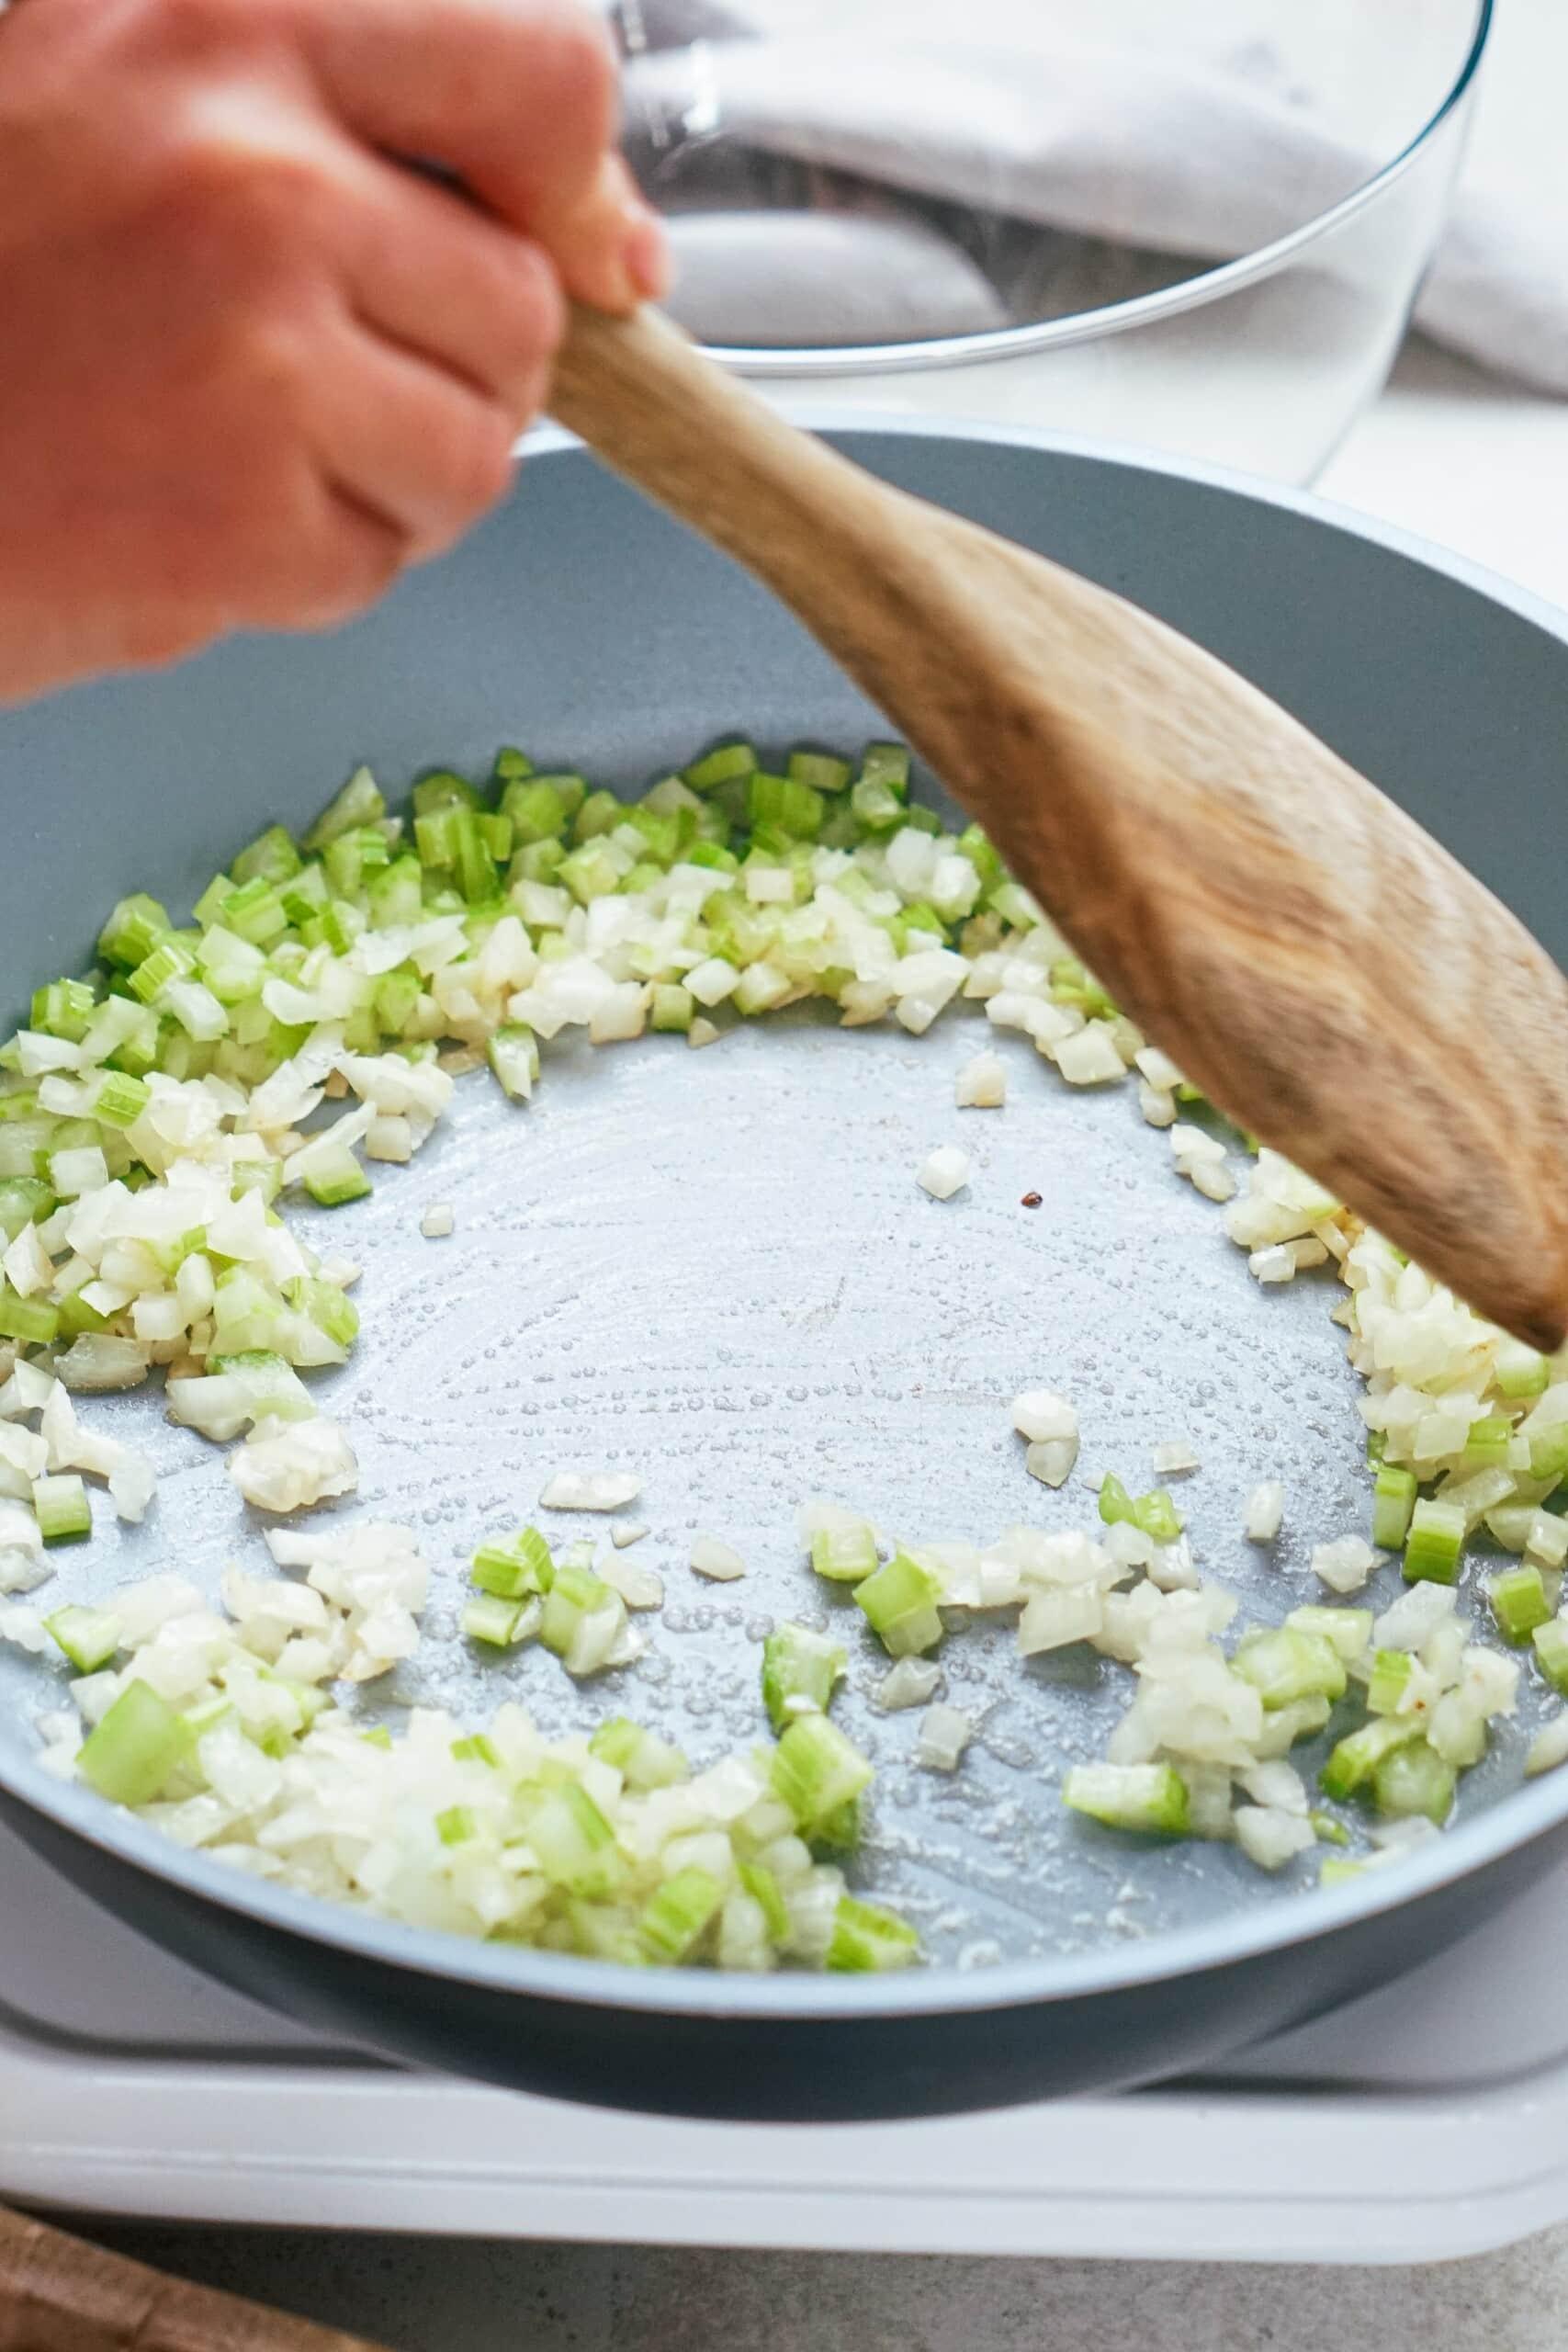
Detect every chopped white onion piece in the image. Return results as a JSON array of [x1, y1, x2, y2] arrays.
[[1244, 1482, 1286, 1543], [877, 1657, 942, 1712], [690, 1535, 746, 1582], [1151, 1439, 1200, 1477], [1026, 1437, 1079, 1488], [596, 1552, 664, 1610], [1526, 1713, 1568, 1777], [228, 1419, 358, 1514], [540, 1471, 642, 1512], [1311, 1535, 1377, 1595], [917, 1146, 970, 1201], [419, 1204, 455, 1239], [1233, 1805, 1315, 1871], [610, 1521, 649, 1550], [1010, 1389, 1077, 1445], [915, 1702, 973, 1771], [953, 1050, 1007, 1109]]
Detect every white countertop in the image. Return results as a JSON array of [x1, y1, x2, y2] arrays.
[[67, 4, 1568, 2345]]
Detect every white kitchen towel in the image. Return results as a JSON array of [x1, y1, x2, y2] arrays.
[[616, 0, 1568, 393]]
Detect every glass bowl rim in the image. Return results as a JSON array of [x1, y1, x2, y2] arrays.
[[665, 0, 1494, 377]]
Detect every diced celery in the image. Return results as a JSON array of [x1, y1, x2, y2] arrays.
[[1403, 1498, 1465, 1586], [1490, 1565, 1552, 1645], [1373, 1738, 1455, 1825], [1371, 1464, 1417, 1549], [1533, 1615, 1568, 1694], [44, 1604, 121, 1674], [685, 741, 757, 795], [588, 1718, 688, 1790], [827, 1895, 919, 1972], [810, 1522, 878, 1584], [1319, 1716, 1423, 1801], [303, 765, 385, 849], [854, 1548, 943, 1657], [33, 1473, 91, 1544], [525, 1782, 623, 1895], [1283, 1606, 1373, 1665], [461, 1594, 536, 1648], [470, 1526, 554, 1600], [1063, 1762, 1190, 1837], [639, 1867, 724, 1963], [771, 1716, 874, 1832], [79, 1680, 190, 1805], [761, 1623, 846, 1733], [301, 1145, 371, 1208], [1233, 1628, 1348, 1710], [787, 749, 852, 796]]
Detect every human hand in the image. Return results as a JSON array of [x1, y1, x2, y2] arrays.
[[0, 0, 664, 700]]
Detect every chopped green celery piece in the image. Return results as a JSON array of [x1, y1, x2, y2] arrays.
[[461, 1594, 536, 1648], [301, 1144, 371, 1208], [471, 1525, 554, 1600], [888, 902, 946, 953], [435, 1804, 480, 1847], [488, 1023, 539, 1101], [988, 879, 1041, 930], [1373, 1738, 1456, 1825], [572, 788, 621, 843], [588, 1717, 687, 1790], [287, 1274, 358, 1351], [0, 1289, 59, 1346], [539, 1563, 615, 1657], [854, 1547, 943, 1657], [625, 801, 685, 864], [93, 1070, 149, 1129], [33, 1473, 92, 1544], [849, 775, 904, 832], [1310, 1810, 1352, 1847], [1496, 1339, 1551, 1399], [748, 771, 823, 841], [567, 1902, 644, 1964], [303, 764, 385, 849], [1532, 1615, 1568, 1693], [685, 741, 757, 794], [230, 1157, 282, 1205], [899, 803, 942, 837], [649, 984, 694, 1035], [739, 1860, 791, 1944], [788, 748, 852, 796], [322, 826, 390, 898], [410, 769, 482, 819], [56, 1289, 110, 1337], [1365, 1647, 1414, 1714], [811, 1522, 878, 1584], [1365, 1430, 1387, 1467], [231, 823, 302, 887], [1491, 1565, 1552, 1644], [1234, 1628, 1348, 1709], [1097, 1474, 1135, 1527], [155, 1024, 218, 1080], [191, 874, 233, 929], [639, 1866, 724, 1963], [525, 1781, 624, 1894], [414, 806, 462, 870], [761, 1623, 847, 1733], [365, 854, 423, 930], [1371, 1464, 1418, 1549], [554, 842, 618, 906], [513, 837, 567, 888], [0, 1178, 54, 1241], [44, 1604, 121, 1673], [1320, 1857, 1367, 1888], [1404, 1498, 1466, 1585], [1283, 1605, 1373, 1664], [278, 862, 330, 924], [1063, 1762, 1190, 1837], [375, 966, 423, 1035], [1529, 1425, 1568, 1484], [1319, 1715, 1423, 1801], [97, 893, 171, 970], [859, 741, 910, 795], [1133, 1487, 1183, 1544], [78, 1680, 191, 1805], [501, 779, 567, 842], [475, 810, 513, 864], [127, 937, 195, 1004], [0, 1089, 39, 1124], [359, 1724, 394, 1751], [451, 1734, 502, 1767], [1462, 1417, 1514, 1469], [30, 978, 96, 1042], [771, 1715, 874, 1832], [954, 822, 1003, 888], [299, 899, 364, 956], [220, 876, 289, 945], [827, 1894, 919, 1973]]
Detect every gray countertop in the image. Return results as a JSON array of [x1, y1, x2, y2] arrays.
[[75, 2221, 1568, 2349]]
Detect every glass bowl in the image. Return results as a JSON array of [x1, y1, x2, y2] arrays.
[[614, 0, 1492, 482]]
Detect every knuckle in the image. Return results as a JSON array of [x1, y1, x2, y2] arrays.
[[302, 509, 406, 628], [429, 400, 517, 532], [531, 5, 617, 141], [499, 240, 566, 364]]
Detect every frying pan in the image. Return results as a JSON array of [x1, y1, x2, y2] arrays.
[[3, 418, 1568, 2125]]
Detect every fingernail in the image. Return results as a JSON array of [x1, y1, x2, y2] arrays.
[[624, 203, 672, 303]]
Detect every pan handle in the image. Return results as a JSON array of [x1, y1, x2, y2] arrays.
[[0, 2202, 390, 2348]]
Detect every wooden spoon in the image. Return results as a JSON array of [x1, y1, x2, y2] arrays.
[[0, 2200, 389, 2347], [549, 302, 1568, 1352]]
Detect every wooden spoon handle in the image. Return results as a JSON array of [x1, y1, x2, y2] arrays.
[[0, 2203, 389, 2350]]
